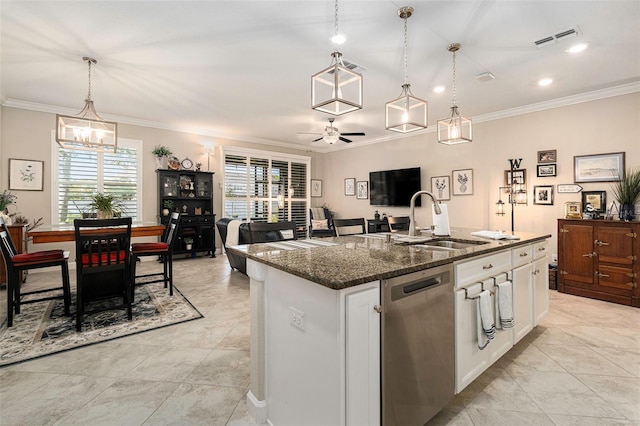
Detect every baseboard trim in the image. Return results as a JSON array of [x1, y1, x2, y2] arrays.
[[246, 390, 267, 425]]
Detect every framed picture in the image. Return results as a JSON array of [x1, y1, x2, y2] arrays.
[[9, 158, 44, 191], [533, 185, 554, 205], [581, 191, 606, 213], [574, 152, 625, 183], [344, 178, 355, 196], [537, 150, 557, 163], [564, 202, 582, 219], [452, 169, 473, 195], [537, 164, 557, 177], [311, 179, 322, 197], [431, 176, 451, 201], [356, 181, 368, 199], [504, 169, 526, 186]]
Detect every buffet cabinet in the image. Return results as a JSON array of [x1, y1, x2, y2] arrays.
[[157, 169, 216, 257], [557, 219, 639, 307]]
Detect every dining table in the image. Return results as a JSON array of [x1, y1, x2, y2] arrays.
[[28, 221, 165, 244]]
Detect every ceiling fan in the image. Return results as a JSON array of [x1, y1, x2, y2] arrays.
[[301, 118, 365, 144]]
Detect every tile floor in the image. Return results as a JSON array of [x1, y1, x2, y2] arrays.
[[1, 255, 639, 426]]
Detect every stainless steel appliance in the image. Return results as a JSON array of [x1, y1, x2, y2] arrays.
[[382, 264, 455, 425]]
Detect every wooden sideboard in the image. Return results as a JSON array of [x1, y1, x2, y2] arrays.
[[0, 224, 27, 286], [557, 219, 639, 307]]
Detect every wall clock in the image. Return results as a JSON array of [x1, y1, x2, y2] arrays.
[[181, 157, 193, 170]]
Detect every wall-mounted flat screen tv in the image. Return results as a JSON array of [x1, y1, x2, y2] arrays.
[[369, 167, 421, 207]]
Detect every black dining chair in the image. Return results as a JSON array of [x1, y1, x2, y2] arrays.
[[130, 212, 180, 301], [0, 217, 71, 327], [387, 216, 411, 232], [74, 217, 132, 331], [333, 218, 366, 236]]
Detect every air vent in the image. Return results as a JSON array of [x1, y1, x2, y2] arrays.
[[475, 72, 495, 82], [342, 58, 367, 73], [534, 26, 581, 48]]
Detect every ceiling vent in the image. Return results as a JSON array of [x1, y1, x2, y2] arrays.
[[534, 26, 580, 48], [342, 58, 367, 73], [475, 72, 495, 82]]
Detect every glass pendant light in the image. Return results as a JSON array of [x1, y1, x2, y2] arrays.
[[56, 57, 118, 152], [311, 0, 363, 115], [437, 43, 472, 145], [385, 6, 427, 133]]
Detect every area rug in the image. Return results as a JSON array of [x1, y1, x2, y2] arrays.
[[0, 282, 203, 367]]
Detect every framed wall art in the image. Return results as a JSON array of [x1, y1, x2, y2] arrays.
[[452, 169, 473, 195], [537, 164, 557, 177], [537, 150, 557, 163], [311, 179, 322, 197], [9, 158, 44, 191], [431, 176, 451, 200], [533, 185, 554, 205], [581, 191, 606, 214], [564, 202, 582, 219], [574, 152, 625, 183], [344, 178, 355, 196], [356, 181, 368, 199]]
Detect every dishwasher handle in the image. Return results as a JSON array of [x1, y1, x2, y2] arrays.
[[388, 269, 451, 302], [403, 277, 442, 294]]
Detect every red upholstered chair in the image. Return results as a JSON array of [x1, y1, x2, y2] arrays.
[[130, 212, 180, 300], [0, 217, 71, 327], [73, 217, 132, 331]]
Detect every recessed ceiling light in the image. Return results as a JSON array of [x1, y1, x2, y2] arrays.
[[433, 85, 445, 93], [538, 78, 553, 87], [565, 42, 589, 53], [331, 34, 346, 45]]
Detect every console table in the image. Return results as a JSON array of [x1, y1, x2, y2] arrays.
[[367, 218, 389, 233]]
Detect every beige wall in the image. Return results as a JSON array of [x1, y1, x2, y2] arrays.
[[320, 93, 640, 256], [2, 93, 639, 257]]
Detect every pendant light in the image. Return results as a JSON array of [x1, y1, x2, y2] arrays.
[[56, 57, 118, 152], [385, 6, 427, 133], [311, 0, 363, 115], [437, 43, 472, 145]]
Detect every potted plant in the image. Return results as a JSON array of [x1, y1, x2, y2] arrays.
[[152, 145, 172, 169], [183, 237, 194, 250], [611, 168, 640, 221], [0, 189, 17, 225], [162, 200, 174, 216], [89, 192, 128, 219]]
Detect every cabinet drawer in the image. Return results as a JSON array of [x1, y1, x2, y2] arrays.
[[512, 244, 533, 268], [181, 217, 197, 225], [198, 215, 214, 224], [455, 251, 511, 288], [533, 240, 549, 260]]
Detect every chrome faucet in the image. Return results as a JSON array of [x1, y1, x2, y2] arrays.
[[408, 190, 442, 236]]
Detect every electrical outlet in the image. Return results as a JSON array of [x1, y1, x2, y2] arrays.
[[289, 306, 304, 331]]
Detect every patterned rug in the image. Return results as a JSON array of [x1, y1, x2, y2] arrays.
[[0, 282, 203, 367]]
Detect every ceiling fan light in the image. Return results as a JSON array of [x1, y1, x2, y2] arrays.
[[323, 134, 339, 144]]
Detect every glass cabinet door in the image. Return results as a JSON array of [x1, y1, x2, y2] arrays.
[[196, 174, 212, 198], [162, 175, 179, 197]]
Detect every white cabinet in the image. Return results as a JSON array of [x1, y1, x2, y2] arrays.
[[512, 262, 534, 344], [345, 287, 381, 426]]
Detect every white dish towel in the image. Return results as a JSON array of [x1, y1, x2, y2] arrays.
[[226, 220, 242, 246], [476, 289, 495, 350], [496, 281, 515, 329]]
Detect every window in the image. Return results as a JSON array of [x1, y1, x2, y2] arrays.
[[223, 147, 310, 238], [51, 137, 143, 224]]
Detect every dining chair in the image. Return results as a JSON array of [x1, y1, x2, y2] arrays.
[[309, 207, 335, 237], [0, 217, 71, 327], [73, 217, 132, 331], [246, 221, 298, 243], [130, 212, 180, 301], [333, 218, 366, 236], [387, 216, 411, 232]]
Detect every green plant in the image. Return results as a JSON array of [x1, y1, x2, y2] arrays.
[[0, 189, 17, 212], [89, 192, 129, 216], [152, 145, 172, 157], [611, 168, 640, 206], [163, 200, 175, 210], [183, 237, 194, 245]]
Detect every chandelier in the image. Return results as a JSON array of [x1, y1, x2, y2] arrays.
[[385, 6, 427, 133], [311, 0, 363, 115], [437, 43, 472, 145], [56, 57, 118, 152]]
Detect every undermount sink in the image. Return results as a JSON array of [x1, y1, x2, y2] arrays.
[[416, 239, 489, 250]]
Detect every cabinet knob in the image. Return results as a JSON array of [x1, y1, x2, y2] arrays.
[[482, 264, 494, 270], [595, 271, 610, 278], [373, 305, 383, 313], [519, 252, 528, 257], [537, 247, 546, 251], [594, 240, 610, 247], [582, 252, 596, 258]]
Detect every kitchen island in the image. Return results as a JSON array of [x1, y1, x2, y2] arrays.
[[227, 228, 551, 426]]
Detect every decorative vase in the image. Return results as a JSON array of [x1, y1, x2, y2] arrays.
[[0, 212, 12, 225], [155, 156, 166, 170], [162, 208, 170, 216], [185, 244, 192, 250], [619, 204, 635, 222], [96, 210, 113, 220]]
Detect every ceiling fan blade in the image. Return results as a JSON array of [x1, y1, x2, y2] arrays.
[[312, 137, 323, 142], [339, 137, 353, 143], [298, 132, 322, 135], [340, 132, 365, 136]]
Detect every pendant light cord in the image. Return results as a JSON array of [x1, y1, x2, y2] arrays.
[[87, 59, 92, 101], [451, 49, 457, 107], [403, 16, 408, 85], [334, 0, 339, 39]]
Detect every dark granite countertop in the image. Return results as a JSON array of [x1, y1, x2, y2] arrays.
[[226, 228, 551, 290]]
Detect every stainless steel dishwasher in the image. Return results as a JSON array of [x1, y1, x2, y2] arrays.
[[382, 263, 455, 426]]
